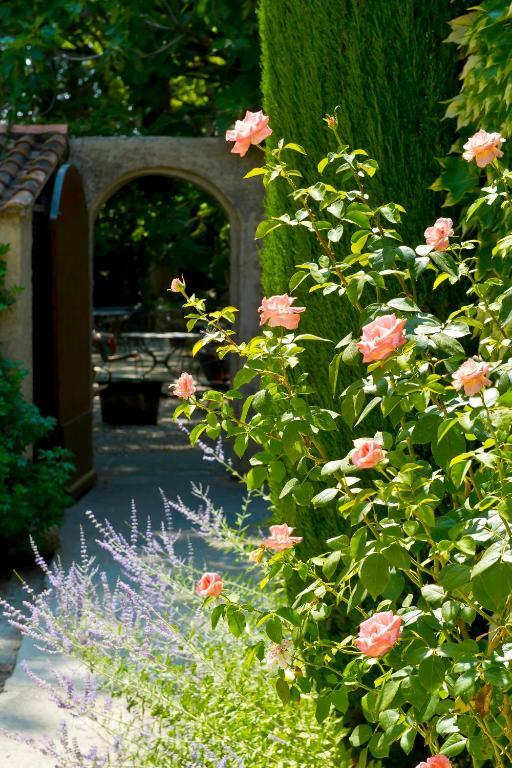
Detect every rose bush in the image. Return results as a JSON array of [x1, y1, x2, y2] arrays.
[[173, 112, 512, 766]]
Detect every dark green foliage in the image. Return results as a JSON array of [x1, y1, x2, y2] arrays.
[[0, 0, 260, 137], [433, 1, 512, 251], [0, 253, 74, 562], [0, 1, 257, 340], [94, 177, 230, 310], [258, 0, 464, 553]]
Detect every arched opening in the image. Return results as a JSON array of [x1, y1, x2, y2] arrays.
[[91, 173, 231, 442], [94, 175, 231, 315]]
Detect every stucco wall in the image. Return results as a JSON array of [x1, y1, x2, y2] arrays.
[[0, 211, 33, 400]]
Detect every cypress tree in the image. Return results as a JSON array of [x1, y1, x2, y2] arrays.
[[258, 0, 464, 554]]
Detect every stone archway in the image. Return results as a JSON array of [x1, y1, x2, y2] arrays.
[[69, 136, 264, 342]]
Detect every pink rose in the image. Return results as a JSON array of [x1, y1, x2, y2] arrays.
[[357, 314, 407, 363], [258, 294, 305, 330], [225, 110, 272, 157], [416, 757, 452, 768], [262, 524, 303, 552], [196, 572, 223, 598], [171, 372, 196, 399], [169, 277, 185, 293], [355, 611, 403, 658], [424, 217, 454, 252], [452, 358, 491, 396], [462, 129, 505, 168], [351, 438, 384, 469]]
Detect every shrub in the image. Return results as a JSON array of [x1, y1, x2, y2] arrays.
[[0, 249, 74, 561], [175, 114, 512, 765]]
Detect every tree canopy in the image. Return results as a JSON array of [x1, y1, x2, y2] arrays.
[[0, 0, 260, 135]]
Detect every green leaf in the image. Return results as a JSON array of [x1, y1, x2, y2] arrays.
[[331, 685, 349, 713], [438, 564, 471, 591], [360, 553, 390, 599], [289, 270, 308, 292], [362, 681, 400, 722], [255, 219, 281, 239], [309, 182, 327, 201], [432, 425, 465, 470], [400, 728, 416, 755], [327, 224, 344, 243], [327, 200, 345, 219], [387, 297, 419, 312], [265, 615, 283, 643], [441, 733, 468, 758], [294, 333, 333, 343], [211, 604, 225, 630], [321, 459, 347, 476], [432, 155, 479, 206], [243, 167, 267, 179], [418, 655, 447, 692], [421, 584, 445, 605], [276, 677, 290, 704], [380, 203, 404, 223], [315, 694, 331, 723], [350, 527, 367, 560], [411, 413, 442, 444], [471, 542, 502, 578], [341, 387, 365, 429], [312, 487, 340, 507], [284, 142, 307, 154], [382, 543, 410, 570], [189, 423, 207, 446], [349, 724, 372, 748], [279, 477, 299, 499], [292, 480, 314, 506], [246, 465, 266, 490], [226, 606, 245, 637], [342, 340, 360, 365], [359, 158, 379, 177], [430, 332, 465, 357], [429, 251, 459, 280], [234, 433, 249, 459], [378, 709, 400, 730], [322, 550, 342, 580], [354, 396, 381, 427], [472, 561, 512, 612], [233, 365, 260, 389]]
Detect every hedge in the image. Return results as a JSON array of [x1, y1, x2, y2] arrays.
[[258, 0, 464, 555]]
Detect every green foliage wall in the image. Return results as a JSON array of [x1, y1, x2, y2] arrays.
[[258, 0, 464, 553]]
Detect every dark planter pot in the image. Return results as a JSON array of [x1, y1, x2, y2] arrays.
[[197, 350, 230, 390], [100, 381, 162, 425]]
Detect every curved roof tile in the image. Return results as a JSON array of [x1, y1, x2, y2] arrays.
[[0, 124, 68, 212]]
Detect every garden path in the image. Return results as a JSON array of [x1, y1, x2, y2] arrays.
[[0, 399, 263, 767]]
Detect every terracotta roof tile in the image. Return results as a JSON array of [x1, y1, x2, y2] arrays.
[[0, 125, 68, 212]]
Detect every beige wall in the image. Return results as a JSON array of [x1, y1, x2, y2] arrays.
[[0, 210, 33, 400], [70, 137, 264, 344]]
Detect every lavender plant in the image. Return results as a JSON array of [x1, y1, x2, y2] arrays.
[[1, 484, 345, 767]]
